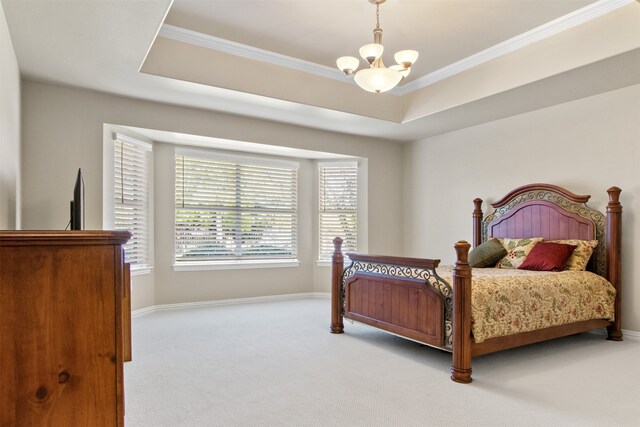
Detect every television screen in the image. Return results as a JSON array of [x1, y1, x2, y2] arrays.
[[70, 168, 84, 230]]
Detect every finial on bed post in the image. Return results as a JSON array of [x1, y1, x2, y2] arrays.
[[451, 240, 473, 383], [606, 187, 623, 341], [330, 237, 345, 334], [472, 198, 483, 248]]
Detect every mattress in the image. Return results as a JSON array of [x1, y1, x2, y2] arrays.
[[436, 267, 616, 343]]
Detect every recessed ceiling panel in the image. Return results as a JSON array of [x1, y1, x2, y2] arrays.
[[165, 0, 598, 83]]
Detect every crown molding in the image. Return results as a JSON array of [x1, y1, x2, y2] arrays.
[[159, 24, 348, 82], [395, 0, 635, 95], [158, 0, 633, 97]]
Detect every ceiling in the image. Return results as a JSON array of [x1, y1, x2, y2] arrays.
[[3, 0, 640, 142], [163, 0, 596, 84]]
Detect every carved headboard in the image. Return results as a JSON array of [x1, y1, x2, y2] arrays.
[[474, 184, 606, 276]]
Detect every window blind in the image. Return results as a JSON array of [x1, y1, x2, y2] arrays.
[[175, 152, 298, 262], [319, 162, 358, 259], [114, 135, 151, 268]]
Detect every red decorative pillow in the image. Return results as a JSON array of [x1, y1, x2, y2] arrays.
[[518, 242, 577, 272]]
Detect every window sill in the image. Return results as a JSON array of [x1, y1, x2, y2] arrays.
[[173, 259, 300, 271], [316, 258, 350, 267], [131, 266, 153, 276]]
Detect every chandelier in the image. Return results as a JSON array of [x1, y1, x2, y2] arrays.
[[336, 0, 418, 93]]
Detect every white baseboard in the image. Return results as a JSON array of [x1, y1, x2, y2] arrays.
[[311, 292, 330, 299], [131, 297, 640, 341], [131, 292, 328, 317], [131, 306, 156, 318], [623, 329, 640, 341], [588, 328, 640, 341]]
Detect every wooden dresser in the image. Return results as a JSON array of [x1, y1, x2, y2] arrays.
[[0, 231, 131, 426]]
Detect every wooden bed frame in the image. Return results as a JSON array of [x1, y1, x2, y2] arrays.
[[330, 184, 623, 383]]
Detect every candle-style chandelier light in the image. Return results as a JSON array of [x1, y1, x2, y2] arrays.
[[336, 0, 418, 93]]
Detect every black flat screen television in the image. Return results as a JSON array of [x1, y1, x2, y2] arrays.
[[70, 168, 84, 230]]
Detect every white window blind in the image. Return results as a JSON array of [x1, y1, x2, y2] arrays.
[[175, 151, 298, 262], [114, 134, 152, 268], [319, 162, 358, 260]]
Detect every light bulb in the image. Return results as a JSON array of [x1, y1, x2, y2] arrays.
[[394, 50, 419, 68], [353, 68, 403, 93], [390, 65, 410, 79], [359, 43, 384, 65], [336, 56, 360, 75]]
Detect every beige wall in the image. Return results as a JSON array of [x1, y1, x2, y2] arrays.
[[0, 2, 20, 229], [403, 84, 640, 332], [16, 63, 638, 332], [21, 81, 404, 309]]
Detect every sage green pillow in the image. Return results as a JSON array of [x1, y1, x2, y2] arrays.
[[468, 239, 507, 268]]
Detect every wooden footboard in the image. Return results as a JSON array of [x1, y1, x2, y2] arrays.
[[344, 273, 444, 347], [330, 238, 450, 349]]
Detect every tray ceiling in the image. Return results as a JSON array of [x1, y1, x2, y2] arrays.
[[3, 0, 639, 141]]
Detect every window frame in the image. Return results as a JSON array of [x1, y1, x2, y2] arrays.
[[317, 160, 359, 264], [173, 147, 300, 271], [103, 131, 154, 275]]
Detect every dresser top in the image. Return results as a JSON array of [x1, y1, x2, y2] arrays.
[[0, 230, 131, 245]]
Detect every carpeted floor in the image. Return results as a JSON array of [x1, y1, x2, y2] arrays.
[[125, 298, 640, 426]]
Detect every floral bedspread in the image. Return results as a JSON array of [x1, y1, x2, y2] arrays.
[[437, 267, 616, 343]]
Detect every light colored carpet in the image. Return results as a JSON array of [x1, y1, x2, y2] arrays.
[[125, 298, 640, 426]]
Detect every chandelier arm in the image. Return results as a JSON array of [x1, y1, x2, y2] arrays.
[[372, 57, 385, 69]]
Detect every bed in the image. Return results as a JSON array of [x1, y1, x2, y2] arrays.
[[329, 183, 623, 383]]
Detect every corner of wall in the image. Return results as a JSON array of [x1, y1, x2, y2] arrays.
[[0, 2, 21, 230]]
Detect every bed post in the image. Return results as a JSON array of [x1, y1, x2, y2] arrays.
[[606, 187, 623, 341], [451, 240, 472, 383], [330, 237, 345, 334], [472, 198, 483, 248]]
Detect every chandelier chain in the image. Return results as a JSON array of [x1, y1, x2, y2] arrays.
[[376, 3, 380, 29]]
